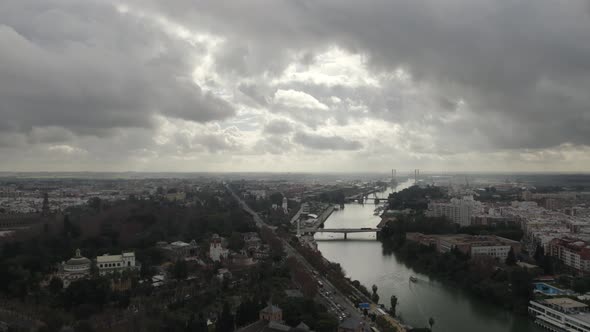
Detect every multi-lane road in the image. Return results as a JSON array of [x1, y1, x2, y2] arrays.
[[226, 184, 362, 321], [227, 184, 407, 331]]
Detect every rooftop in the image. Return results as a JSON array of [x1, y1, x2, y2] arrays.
[[97, 254, 122, 263], [265, 322, 291, 332], [545, 298, 587, 309], [261, 304, 282, 314], [170, 241, 191, 247], [575, 312, 590, 325]]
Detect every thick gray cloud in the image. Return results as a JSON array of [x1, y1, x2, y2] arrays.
[[2, 0, 590, 171], [0, 0, 234, 140], [264, 119, 294, 135], [135, 0, 590, 150], [294, 132, 362, 151]]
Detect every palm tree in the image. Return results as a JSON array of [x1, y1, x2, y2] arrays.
[[390, 295, 398, 316], [429, 317, 435, 331], [371, 284, 379, 303]]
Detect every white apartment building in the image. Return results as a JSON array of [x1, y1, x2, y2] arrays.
[[96, 252, 139, 276], [550, 238, 590, 274], [426, 196, 483, 226], [529, 298, 590, 332]]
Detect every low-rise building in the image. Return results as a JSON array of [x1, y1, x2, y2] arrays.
[[406, 233, 521, 262], [236, 303, 314, 332], [58, 248, 91, 287], [529, 298, 590, 331], [158, 240, 198, 260], [96, 251, 139, 276]]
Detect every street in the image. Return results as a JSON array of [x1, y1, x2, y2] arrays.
[[226, 185, 362, 321]]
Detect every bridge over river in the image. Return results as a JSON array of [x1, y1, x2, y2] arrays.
[[300, 227, 380, 239]]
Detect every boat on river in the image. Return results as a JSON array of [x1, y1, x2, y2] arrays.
[[410, 276, 418, 283]]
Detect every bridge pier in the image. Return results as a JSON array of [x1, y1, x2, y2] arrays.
[[344, 232, 347, 240]]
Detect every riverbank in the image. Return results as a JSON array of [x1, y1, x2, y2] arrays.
[[291, 239, 408, 331], [315, 182, 542, 331], [316, 205, 335, 229], [379, 237, 534, 314]]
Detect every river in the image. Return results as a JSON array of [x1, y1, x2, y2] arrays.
[[315, 180, 542, 332]]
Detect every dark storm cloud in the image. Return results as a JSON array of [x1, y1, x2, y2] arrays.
[[137, 0, 590, 150], [293, 132, 362, 151], [0, 0, 234, 140]]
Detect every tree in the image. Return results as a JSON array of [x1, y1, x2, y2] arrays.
[[62, 278, 111, 315], [543, 255, 555, 275], [390, 295, 398, 317], [63, 215, 72, 236], [533, 244, 544, 264], [170, 259, 188, 280], [269, 192, 283, 206], [188, 313, 208, 332], [428, 317, 435, 331], [88, 197, 102, 212], [375, 315, 398, 332], [215, 302, 234, 332], [48, 277, 63, 295], [505, 247, 517, 266], [228, 232, 245, 252], [371, 284, 379, 303]]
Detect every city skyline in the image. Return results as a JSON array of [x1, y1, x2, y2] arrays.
[[2, 0, 590, 172]]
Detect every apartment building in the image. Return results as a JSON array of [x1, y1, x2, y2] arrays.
[[549, 238, 590, 274]]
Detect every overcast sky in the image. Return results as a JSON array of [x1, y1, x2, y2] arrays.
[[1, 0, 590, 173]]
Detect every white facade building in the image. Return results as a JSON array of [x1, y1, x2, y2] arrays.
[[529, 298, 590, 332], [96, 252, 138, 276], [471, 245, 513, 261], [158, 240, 198, 259], [58, 248, 91, 287], [209, 234, 229, 262], [426, 196, 483, 226], [282, 197, 288, 214]]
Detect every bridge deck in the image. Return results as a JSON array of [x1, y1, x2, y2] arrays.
[[300, 228, 379, 233]]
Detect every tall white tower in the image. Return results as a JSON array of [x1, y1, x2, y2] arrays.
[[282, 197, 288, 214]]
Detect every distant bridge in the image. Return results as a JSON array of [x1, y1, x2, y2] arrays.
[[300, 227, 380, 239]]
